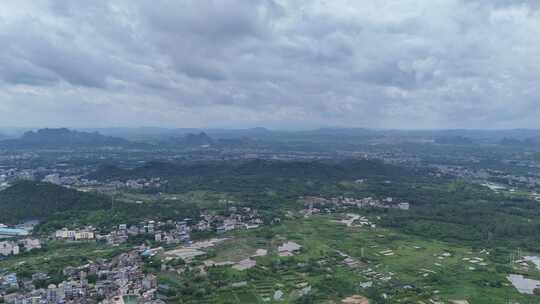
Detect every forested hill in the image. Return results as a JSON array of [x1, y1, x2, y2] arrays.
[[86, 159, 420, 181], [0, 181, 109, 224]]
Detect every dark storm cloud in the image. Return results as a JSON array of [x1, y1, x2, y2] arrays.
[[139, 0, 282, 40], [0, 0, 539, 129]]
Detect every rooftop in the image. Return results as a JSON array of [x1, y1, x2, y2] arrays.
[[0, 227, 29, 236]]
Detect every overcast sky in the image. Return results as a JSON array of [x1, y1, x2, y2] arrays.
[[0, 0, 539, 129]]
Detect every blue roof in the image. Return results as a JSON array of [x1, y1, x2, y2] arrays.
[[0, 227, 29, 236]]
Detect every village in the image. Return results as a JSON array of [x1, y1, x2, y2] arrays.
[[51, 206, 263, 246], [0, 193, 416, 303], [3, 187, 540, 303], [0, 205, 266, 303], [300, 196, 410, 217], [1, 248, 162, 304]]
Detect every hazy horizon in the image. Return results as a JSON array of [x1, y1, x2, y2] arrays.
[[6, 125, 540, 133]]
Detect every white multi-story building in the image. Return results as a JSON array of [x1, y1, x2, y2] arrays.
[[75, 231, 95, 240], [56, 228, 76, 239], [55, 228, 94, 240], [0, 241, 20, 256]]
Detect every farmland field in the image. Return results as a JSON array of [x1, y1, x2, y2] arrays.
[[158, 213, 539, 303]]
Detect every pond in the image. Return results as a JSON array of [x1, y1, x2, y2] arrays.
[[507, 274, 540, 294]]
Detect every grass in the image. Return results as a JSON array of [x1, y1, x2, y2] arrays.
[[269, 215, 535, 303], [209, 234, 269, 263], [165, 213, 539, 303], [4, 213, 537, 303]]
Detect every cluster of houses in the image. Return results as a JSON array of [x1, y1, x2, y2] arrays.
[[1, 249, 164, 304], [152, 221, 190, 245], [195, 207, 263, 233], [39, 172, 168, 193], [69, 177, 168, 191], [0, 168, 35, 186], [435, 164, 540, 189], [301, 196, 410, 215], [53, 206, 265, 249], [99, 220, 191, 247], [2, 207, 266, 303], [0, 238, 41, 257], [55, 219, 193, 247], [42, 174, 81, 186], [124, 178, 167, 190]]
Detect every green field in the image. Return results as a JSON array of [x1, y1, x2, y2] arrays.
[[3, 213, 538, 303], [159, 214, 540, 303]]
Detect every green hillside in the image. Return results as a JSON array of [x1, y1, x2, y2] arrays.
[[0, 181, 109, 224]]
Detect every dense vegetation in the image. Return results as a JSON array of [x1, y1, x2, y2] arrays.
[[368, 181, 540, 250], [86, 159, 417, 181], [7, 157, 540, 255], [78, 158, 540, 253], [3, 149, 540, 302], [0, 181, 109, 224]]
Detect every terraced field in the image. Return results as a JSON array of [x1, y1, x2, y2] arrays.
[[158, 213, 540, 303]]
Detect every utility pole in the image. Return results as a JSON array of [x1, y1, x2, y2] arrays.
[[510, 251, 514, 266]]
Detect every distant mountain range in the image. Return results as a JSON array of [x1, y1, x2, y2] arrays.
[[87, 127, 540, 144], [0, 128, 254, 150], [78, 127, 272, 141], [0, 128, 137, 149], [3, 127, 540, 149]]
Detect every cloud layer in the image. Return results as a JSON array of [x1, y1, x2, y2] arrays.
[[0, 0, 539, 129]]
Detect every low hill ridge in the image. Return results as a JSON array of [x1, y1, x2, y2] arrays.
[[0, 181, 109, 223], [0, 128, 134, 149]]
